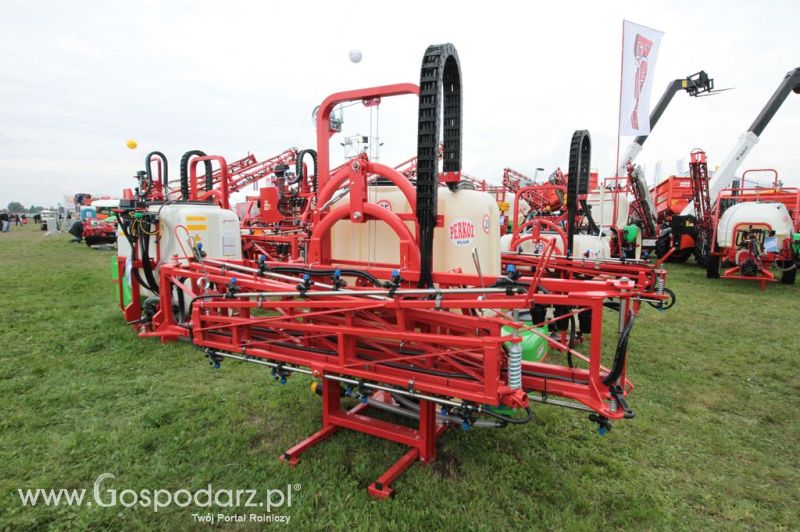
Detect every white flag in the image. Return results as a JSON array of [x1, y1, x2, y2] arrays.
[[619, 20, 664, 136]]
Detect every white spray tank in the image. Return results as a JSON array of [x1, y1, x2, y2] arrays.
[[716, 202, 795, 249], [330, 186, 501, 277], [118, 202, 242, 299], [157, 203, 242, 263]]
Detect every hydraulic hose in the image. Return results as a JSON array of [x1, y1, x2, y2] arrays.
[[145, 151, 169, 191], [367, 397, 503, 428], [179, 150, 213, 199], [138, 226, 159, 295], [294, 149, 318, 192], [601, 312, 636, 386], [392, 393, 532, 426], [118, 215, 156, 293], [267, 266, 385, 288]]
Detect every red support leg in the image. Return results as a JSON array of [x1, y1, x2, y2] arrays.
[[368, 448, 420, 499], [280, 381, 447, 499], [366, 398, 442, 499], [418, 399, 437, 463], [279, 381, 369, 466]]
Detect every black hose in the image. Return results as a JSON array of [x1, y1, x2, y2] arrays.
[[179, 150, 213, 199], [118, 215, 156, 293], [173, 277, 186, 323], [566, 315, 576, 368], [145, 151, 168, 190], [267, 266, 385, 288], [601, 312, 636, 386], [294, 149, 318, 192], [479, 406, 534, 425], [138, 227, 159, 295], [393, 393, 532, 426]]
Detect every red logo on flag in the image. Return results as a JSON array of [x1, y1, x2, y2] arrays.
[[631, 34, 653, 131]]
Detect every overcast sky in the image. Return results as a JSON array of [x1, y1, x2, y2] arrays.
[[1, 0, 798, 209]]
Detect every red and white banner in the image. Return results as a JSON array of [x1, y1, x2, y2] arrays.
[[619, 20, 664, 136]]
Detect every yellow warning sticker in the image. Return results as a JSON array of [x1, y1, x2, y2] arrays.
[[186, 224, 208, 231], [186, 216, 207, 221]]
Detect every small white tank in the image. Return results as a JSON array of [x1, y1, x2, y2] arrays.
[[504, 192, 531, 229], [500, 232, 613, 259], [500, 233, 515, 253], [158, 203, 242, 262], [116, 203, 242, 300], [330, 186, 501, 276], [586, 190, 630, 229], [500, 232, 565, 255], [716, 202, 795, 248], [573, 234, 613, 259]]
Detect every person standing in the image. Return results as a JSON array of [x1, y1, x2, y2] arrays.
[[0, 211, 9, 233]]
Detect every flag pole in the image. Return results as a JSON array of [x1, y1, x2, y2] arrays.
[[615, 19, 625, 180]]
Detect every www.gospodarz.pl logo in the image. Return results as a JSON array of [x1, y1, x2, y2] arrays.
[[17, 473, 299, 516]]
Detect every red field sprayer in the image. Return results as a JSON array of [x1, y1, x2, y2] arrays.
[[705, 170, 800, 289], [113, 44, 670, 499]]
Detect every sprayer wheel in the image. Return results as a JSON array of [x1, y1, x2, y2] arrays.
[[669, 249, 691, 263]]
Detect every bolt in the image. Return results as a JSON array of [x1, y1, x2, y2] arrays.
[[353, 212, 362, 220]]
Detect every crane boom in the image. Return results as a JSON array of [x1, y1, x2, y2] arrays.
[[682, 67, 800, 215], [618, 71, 715, 175]]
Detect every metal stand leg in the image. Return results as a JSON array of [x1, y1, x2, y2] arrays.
[[279, 382, 447, 499]]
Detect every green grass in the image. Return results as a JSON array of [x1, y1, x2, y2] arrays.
[[1, 223, 798, 530]]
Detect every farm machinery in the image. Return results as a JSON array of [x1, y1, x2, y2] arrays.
[[498, 71, 716, 264], [614, 71, 718, 260], [705, 170, 799, 288], [651, 149, 714, 264], [67, 193, 118, 247], [112, 43, 671, 499], [662, 66, 800, 286], [233, 148, 319, 262]]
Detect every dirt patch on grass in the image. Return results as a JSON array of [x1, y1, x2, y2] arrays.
[[431, 449, 463, 479]]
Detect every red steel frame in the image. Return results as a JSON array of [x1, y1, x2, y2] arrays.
[[115, 82, 670, 499], [146, 255, 640, 495]]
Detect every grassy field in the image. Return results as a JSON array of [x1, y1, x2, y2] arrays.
[[1, 222, 798, 530]]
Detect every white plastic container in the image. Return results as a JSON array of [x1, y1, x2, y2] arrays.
[[572, 234, 613, 259], [586, 190, 630, 229], [716, 202, 794, 248], [116, 203, 242, 299], [157, 203, 242, 262], [504, 192, 531, 228], [501, 232, 612, 258], [330, 186, 501, 277]]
